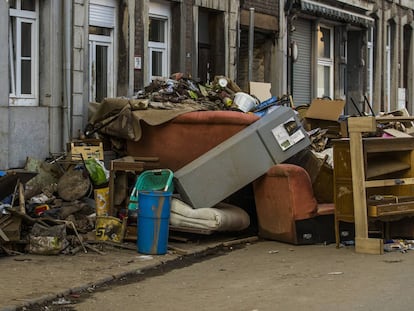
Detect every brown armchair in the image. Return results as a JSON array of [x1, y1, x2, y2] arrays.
[[253, 164, 335, 244]]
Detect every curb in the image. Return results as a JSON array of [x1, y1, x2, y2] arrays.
[[1, 236, 257, 311]]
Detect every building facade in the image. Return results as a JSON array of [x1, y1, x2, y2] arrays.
[[133, 0, 240, 90], [1, 0, 414, 170], [1, 0, 136, 169], [284, 0, 414, 115], [132, 0, 283, 94]]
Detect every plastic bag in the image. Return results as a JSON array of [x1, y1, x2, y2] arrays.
[[84, 158, 109, 186], [29, 223, 69, 255]]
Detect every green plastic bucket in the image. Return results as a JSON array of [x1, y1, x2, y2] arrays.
[[137, 191, 172, 255]]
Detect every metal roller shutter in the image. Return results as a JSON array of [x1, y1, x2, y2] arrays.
[[89, 3, 115, 28], [291, 18, 312, 106]]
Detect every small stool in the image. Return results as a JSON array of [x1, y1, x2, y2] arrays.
[[108, 156, 159, 216]]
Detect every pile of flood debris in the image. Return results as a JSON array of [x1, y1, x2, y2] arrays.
[[85, 74, 292, 141], [3, 73, 414, 257], [0, 153, 131, 257]]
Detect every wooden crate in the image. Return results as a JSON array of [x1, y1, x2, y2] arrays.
[[68, 139, 104, 161]]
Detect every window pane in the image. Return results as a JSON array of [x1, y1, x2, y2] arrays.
[[21, 60, 31, 94], [149, 18, 165, 43], [21, 22, 31, 58], [318, 27, 331, 58], [21, 0, 36, 11], [317, 65, 330, 98], [96, 45, 108, 103], [89, 26, 111, 36], [152, 51, 163, 76], [9, 0, 16, 9]]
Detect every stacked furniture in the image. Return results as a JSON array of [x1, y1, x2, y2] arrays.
[[333, 117, 414, 254]]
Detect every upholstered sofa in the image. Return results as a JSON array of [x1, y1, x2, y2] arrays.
[[126, 110, 260, 171]]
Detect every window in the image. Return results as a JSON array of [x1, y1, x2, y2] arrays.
[[89, 32, 114, 103], [366, 27, 374, 105], [88, 1, 116, 103], [148, 16, 169, 83], [316, 25, 334, 99], [9, 0, 39, 106]]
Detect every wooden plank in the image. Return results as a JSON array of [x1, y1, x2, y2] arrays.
[[169, 226, 214, 235], [376, 116, 414, 122], [355, 237, 384, 254], [365, 160, 411, 179], [348, 117, 376, 133], [383, 128, 412, 138], [18, 182, 25, 214], [349, 131, 369, 240], [365, 177, 414, 188], [364, 137, 414, 152], [0, 228, 10, 242], [368, 201, 414, 217]]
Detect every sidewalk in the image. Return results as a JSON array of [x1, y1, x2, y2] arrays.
[[0, 235, 257, 311]]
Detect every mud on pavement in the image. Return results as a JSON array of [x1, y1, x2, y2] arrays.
[[15, 243, 245, 311]]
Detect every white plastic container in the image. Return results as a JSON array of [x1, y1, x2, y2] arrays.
[[233, 92, 257, 112]]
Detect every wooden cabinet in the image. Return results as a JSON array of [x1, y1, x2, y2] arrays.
[[333, 117, 414, 254]]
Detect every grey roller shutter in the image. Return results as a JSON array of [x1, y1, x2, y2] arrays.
[[291, 18, 312, 106], [89, 3, 115, 28]]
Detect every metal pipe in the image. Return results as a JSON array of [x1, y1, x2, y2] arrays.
[[63, 0, 73, 142], [248, 8, 255, 83]]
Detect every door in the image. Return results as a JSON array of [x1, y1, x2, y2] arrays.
[[89, 0, 116, 103], [197, 9, 225, 84], [291, 18, 312, 106], [89, 34, 114, 103]]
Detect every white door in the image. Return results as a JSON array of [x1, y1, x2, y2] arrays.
[[89, 34, 114, 103]]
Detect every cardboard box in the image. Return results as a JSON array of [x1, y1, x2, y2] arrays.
[[249, 82, 272, 103], [304, 99, 348, 138], [305, 99, 345, 121]]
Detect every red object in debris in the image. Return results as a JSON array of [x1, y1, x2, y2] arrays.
[[34, 204, 49, 216]]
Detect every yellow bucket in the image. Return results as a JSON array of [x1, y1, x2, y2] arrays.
[[94, 187, 109, 216], [95, 216, 127, 243]]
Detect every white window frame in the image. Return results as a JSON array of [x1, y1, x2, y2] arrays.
[[385, 24, 391, 112], [366, 27, 374, 105], [89, 34, 114, 102], [88, 0, 117, 103], [316, 25, 334, 99], [9, 1, 39, 106], [148, 2, 171, 84], [149, 45, 167, 79]]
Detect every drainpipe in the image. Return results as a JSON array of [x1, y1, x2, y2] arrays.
[[63, 0, 72, 143], [248, 8, 254, 83]]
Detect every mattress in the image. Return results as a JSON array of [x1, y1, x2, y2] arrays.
[[169, 198, 250, 232]]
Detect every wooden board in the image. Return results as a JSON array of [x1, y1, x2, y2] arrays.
[[355, 237, 384, 255], [383, 128, 413, 138], [366, 159, 411, 179], [368, 201, 414, 217]]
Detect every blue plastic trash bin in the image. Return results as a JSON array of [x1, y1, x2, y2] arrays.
[[137, 191, 172, 255]]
